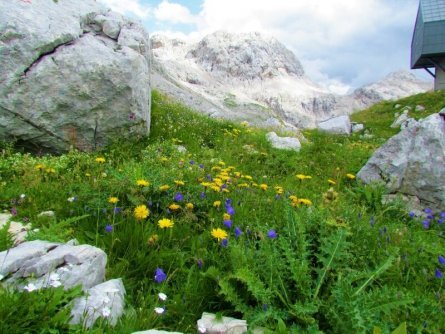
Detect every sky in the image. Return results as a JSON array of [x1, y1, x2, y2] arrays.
[[98, 0, 430, 93]]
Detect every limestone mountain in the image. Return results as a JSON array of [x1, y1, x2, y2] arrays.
[[151, 31, 431, 130]]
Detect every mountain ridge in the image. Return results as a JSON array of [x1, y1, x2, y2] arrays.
[[151, 31, 432, 130]]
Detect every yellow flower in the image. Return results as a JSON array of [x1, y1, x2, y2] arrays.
[[211, 185, 221, 192], [243, 175, 253, 180], [85, 173, 91, 177], [186, 203, 194, 210], [174, 180, 185, 186], [134, 204, 149, 220], [108, 197, 119, 204], [160, 157, 169, 162], [211, 166, 221, 172], [95, 157, 106, 163], [213, 201, 221, 208], [298, 198, 313, 206], [346, 173, 356, 180], [260, 184, 268, 191], [296, 174, 311, 180], [158, 218, 174, 229], [222, 188, 230, 193], [137, 179, 150, 187], [201, 182, 212, 188], [159, 185, 170, 191], [218, 161, 226, 166], [289, 195, 298, 201], [35, 164, 44, 170], [238, 183, 249, 188], [328, 179, 337, 185], [45, 168, 56, 174], [211, 228, 228, 241], [169, 203, 181, 211], [223, 213, 231, 221]]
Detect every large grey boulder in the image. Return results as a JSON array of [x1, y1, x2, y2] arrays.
[[70, 278, 125, 328], [0, 240, 106, 291], [266, 132, 301, 151], [0, 0, 151, 152], [357, 113, 445, 211], [318, 115, 351, 135]]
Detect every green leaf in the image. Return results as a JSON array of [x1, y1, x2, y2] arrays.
[[373, 326, 382, 334], [353, 255, 395, 296], [391, 322, 407, 334]]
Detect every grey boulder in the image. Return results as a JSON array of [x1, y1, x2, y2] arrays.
[[357, 113, 445, 211], [0, 240, 106, 291], [197, 312, 247, 334], [318, 115, 351, 135], [266, 132, 301, 151], [0, 0, 151, 152]]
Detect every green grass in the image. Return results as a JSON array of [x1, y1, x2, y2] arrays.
[[0, 89, 444, 333]]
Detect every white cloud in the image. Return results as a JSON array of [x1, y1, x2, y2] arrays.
[[98, 0, 150, 19], [154, 0, 197, 24]]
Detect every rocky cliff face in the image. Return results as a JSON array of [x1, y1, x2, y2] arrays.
[[151, 31, 431, 130], [0, 0, 151, 152]]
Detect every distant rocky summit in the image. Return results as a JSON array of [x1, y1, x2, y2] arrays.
[[0, 0, 151, 152], [151, 31, 431, 130]]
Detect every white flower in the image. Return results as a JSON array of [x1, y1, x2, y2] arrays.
[[154, 307, 165, 314], [102, 306, 111, 318], [158, 292, 167, 301], [49, 280, 62, 288], [67, 196, 76, 202], [24, 283, 38, 292], [198, 325, 207, 333], [20, 194, 26, 199]]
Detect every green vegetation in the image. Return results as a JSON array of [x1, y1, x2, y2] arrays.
[[1, 89, 445, 333]]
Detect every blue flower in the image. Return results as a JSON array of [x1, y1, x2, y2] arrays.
[[197, 259, 203, 269], [114, 207, 122, 214], [369, 216, 375, 228], [199, 164, 204, 169], [221, 239, 228, 247], [226, 206, 235, 216], [174, 193, 184, 202], [223, 220, 233, 229], [105, 225, 113, 233], [154, 268, 167, 283], [200, 192, 205, 199], [435, 268, 443, 279], [189, 160, 195, 165], [422, 219, 430, 229], [234, 227, 242, 238], [439, 255, 445, 266], [425, 208, 432, 214], [267, 229, 277, 239], [408, 211, 416, 218], [441, 212, 445, 218]]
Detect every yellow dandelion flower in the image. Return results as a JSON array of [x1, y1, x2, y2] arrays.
[[238, 183, 249, 188], [186, 203, 194, 210], [260, 184, 268, 191], [296, 174, 312, 180], [211, 185, 221, 192], [243, 175, 253, 180], [108, 197, 119, 204], [346, 173, 356, 180], [223, 213, 231, 221], [201, 182, 212, 188], [174, 180, 185, 186], [213, 201, 221, 208], [95, 157, 106, 163], [160, 157, 169, 162], [169, 203, 181, 211], [134, 204, 149, 220], [218, 161, 226, 166], [328, 179, 336, 185], [222, 188, 230, 193], [45, 168, 56, 174], [289, 195, 298, 201], [211, 166, 221, 172], [35, 164, 44, 170], [234, 172, 241, 178], [159, 185, 170, 191], [137, 179, 150, 187], [211, 228, 228, 241], [298, 199, 313, 206], [158, 218, 174, 229]]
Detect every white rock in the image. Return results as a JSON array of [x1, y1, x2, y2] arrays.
[[70, 279, 125, 328], [197, 312, 247, 334], [318, 115, 351, 135], [415, 105, 426, 112], [358, 113, 445, 212], [394, 104, 402, 109], [352, 123, 364, 133], [0, 0, 151, 152], [0, 240, 106, 291], [266, 132, 301, 151], [0, 213, 30, 245], [390, 111, 411, 128]]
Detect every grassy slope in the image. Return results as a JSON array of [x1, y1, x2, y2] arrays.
[[0, 90, 444, 333]]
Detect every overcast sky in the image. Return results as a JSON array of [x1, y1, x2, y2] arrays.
[[99, 0, 430, 93]]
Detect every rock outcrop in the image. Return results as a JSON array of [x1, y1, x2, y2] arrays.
[[266, 132, 301, 151], [0, 0, 151, 152], [357, 113, 445, 211], [318, 115, 352, 135]]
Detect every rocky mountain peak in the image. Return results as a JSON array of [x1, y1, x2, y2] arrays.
[[185, 31, 305, 80]]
